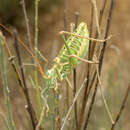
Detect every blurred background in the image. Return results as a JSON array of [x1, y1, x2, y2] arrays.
[[0, 0, 130, 130]]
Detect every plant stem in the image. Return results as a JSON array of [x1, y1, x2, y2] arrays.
[[83, 0, 114, 129], [61, 78, 87, 130], [13, 31, 37, 129], [34, 0, 42, 117], [111, 83, 130, 130], [0, 32, 15, 130], [73, 12, 79, 129], [21, 0, 33, 52]]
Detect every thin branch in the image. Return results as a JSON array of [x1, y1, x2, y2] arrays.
[[77, 4, 94, 129], [34, 0, 42, 117], [13, 30, 37, 129], [83, 0, 114, 129], [84, 0, 107, 106], [60, 31, 112, 42], [99, 0, 114, 73], [0, 112, 10, 130], [73, 11, 79, 129], [2, 33, 25, 95], [36, 107, 45, 130], [21, 0, 33, 52], [60, 78, 87, 130], [0, 31, 15, 130], [99, 0, 107, 26], [96, 65, 114, 124], [91, 0, 101, 36], [36, 91, 50, 130], [34, 48, 48, 63], [64, 54, 99, 64], [89, 0, 107, 59], [65, 77, 73, 89], [0, 24, 45, 80], [63, 8, 70, 130], [63, 9, 67, 33], [89, 1, 94, 58], [111, 83, 130, 130], [83, 72, 98, 130]]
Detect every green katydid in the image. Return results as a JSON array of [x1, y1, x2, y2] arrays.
[[43, 22, 91, 89], [43, 22, 112, 91]]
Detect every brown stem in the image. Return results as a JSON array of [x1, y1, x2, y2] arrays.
[[111, 83, 130, 130], [83, 0, 114, 129], [21, 0, 33, 52], [77, 4, 94, 130], [13, 30, 37, 129], [0, 24, 45, 79], [77, 0, 108, 129], [73, 12, 79, 129]]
